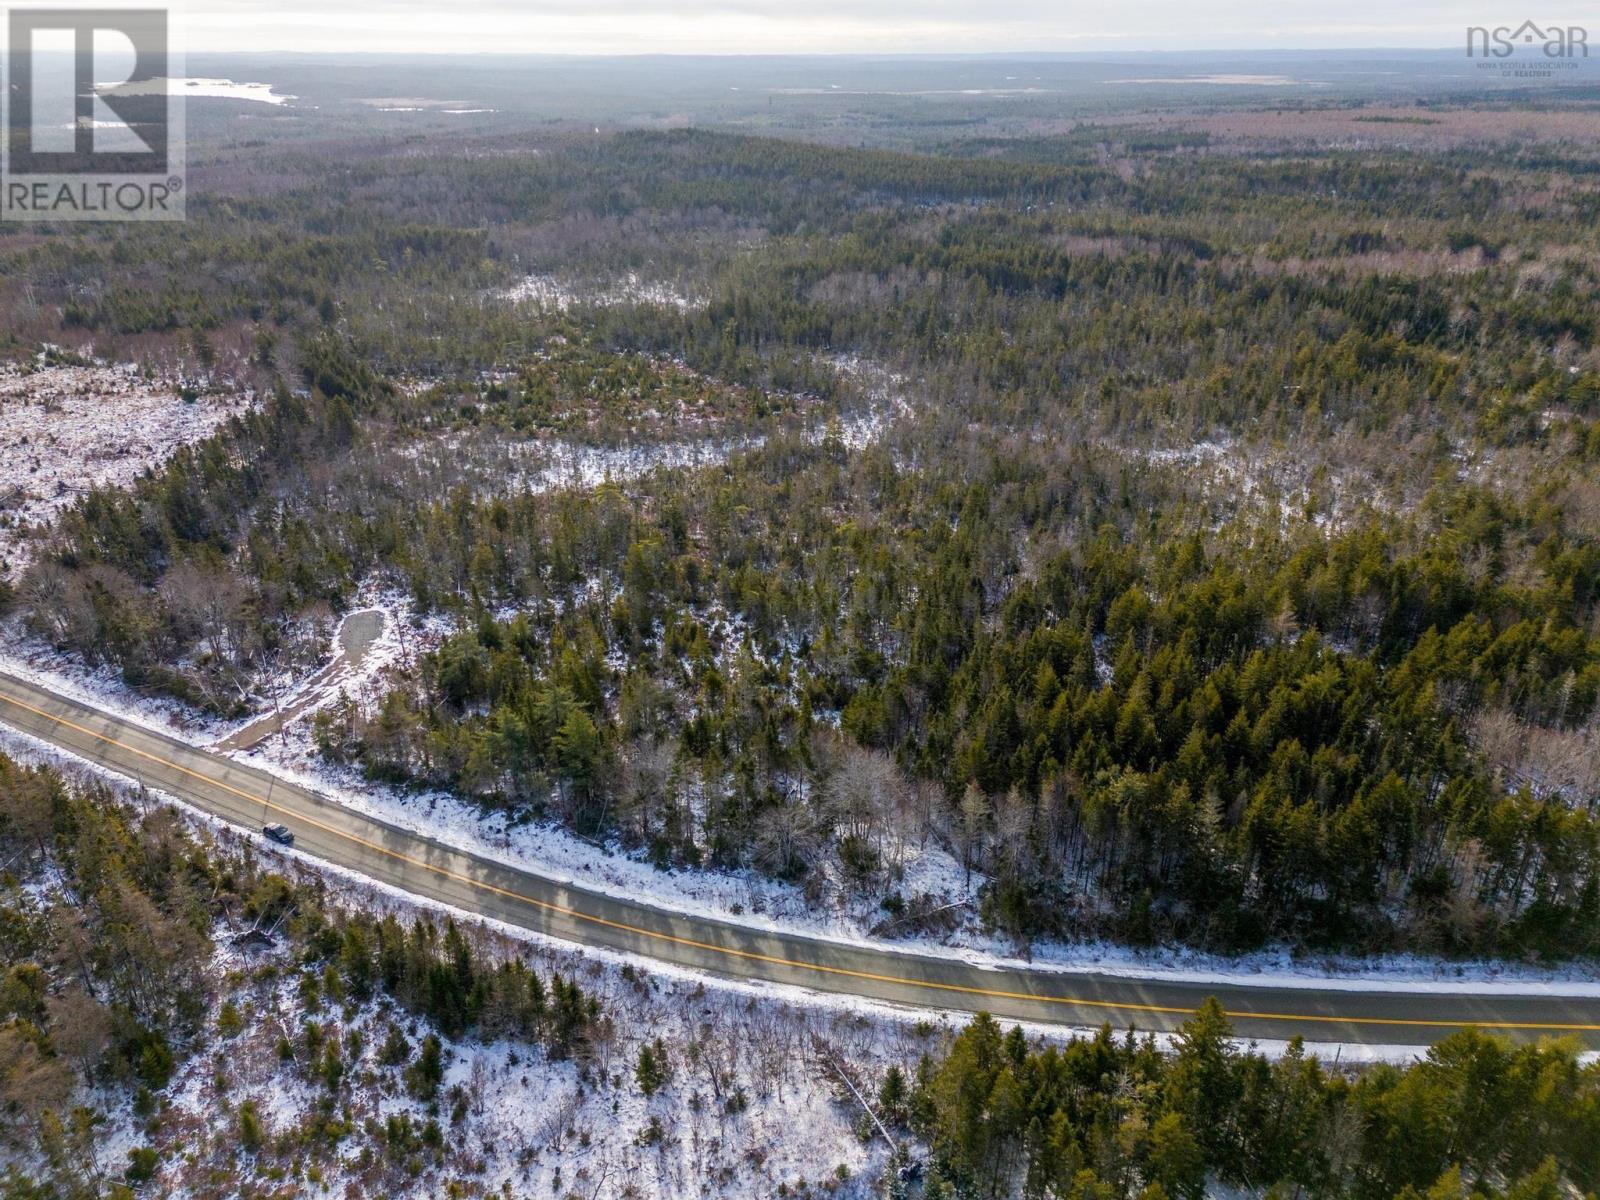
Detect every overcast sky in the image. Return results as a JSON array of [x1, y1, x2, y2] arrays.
[[172, 1, 1575, 54]]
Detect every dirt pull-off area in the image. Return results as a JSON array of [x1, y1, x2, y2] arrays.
[[214, 609, 388, 751]]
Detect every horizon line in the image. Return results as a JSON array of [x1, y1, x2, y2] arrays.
[[176, 45, 1488, 57]]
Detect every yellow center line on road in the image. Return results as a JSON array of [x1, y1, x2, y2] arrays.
[[3, 685, 1598, 1035]]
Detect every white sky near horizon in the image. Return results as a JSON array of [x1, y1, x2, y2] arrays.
[[134, 1, 1594, 55]]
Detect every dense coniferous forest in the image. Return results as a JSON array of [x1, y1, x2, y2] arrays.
[[7, 102, 1600, 966], [910, 1005, 1600, 1200]]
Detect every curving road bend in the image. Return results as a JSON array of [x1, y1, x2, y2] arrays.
[[2, 668, 1598, 1048]]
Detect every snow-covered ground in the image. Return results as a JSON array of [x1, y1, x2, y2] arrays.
[[1106, 424, 1483, 537], [501, 411, 893, 492], [515, 435, 759, 491], [404, 373, 906, 502], [507, 350, 912, 476], [0, 626, 235, 740], [501, 272, 706, 313], [234, 864, 908, 1199], [1111, 435, 1347, 531], [115, 77, 295, 104], [0, 359, 251, 580], [823, 353, 914, 451]]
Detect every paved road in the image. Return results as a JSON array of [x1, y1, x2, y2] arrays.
[[3, 668, 1598, 1047]]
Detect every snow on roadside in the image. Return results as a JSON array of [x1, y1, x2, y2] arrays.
[[252, 823, 1474, 1065], [233, 722, 1600, 998], [0, 359, 252, 580], [198, 591, 1600, 999], [7, 579, 1600, 1003], [0, 622, 233, 740], [268, 834, 1480, 1063], [0, 716, 1514, 1069], [25, 768, 902, 1198]]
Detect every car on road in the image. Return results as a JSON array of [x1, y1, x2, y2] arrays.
[[263, 823, 294, 846]]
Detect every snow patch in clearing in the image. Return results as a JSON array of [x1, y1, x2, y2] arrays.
[[516, 437, 753, 492], [500, 272, 705, 313], [0, 359, 252, 579]]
